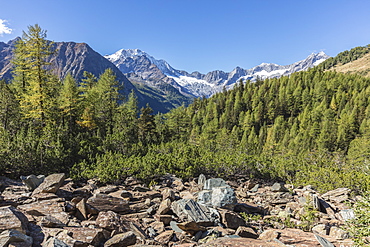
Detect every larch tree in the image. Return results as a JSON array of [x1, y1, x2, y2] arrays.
[[11, 24, 57, 126]]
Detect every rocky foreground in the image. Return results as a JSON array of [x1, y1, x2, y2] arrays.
[[0, 173, 356, 246]]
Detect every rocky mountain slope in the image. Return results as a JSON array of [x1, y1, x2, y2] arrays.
[[328, 52, 370, 77], [0, 173, 355, 246], [106, 49, 329, 98]]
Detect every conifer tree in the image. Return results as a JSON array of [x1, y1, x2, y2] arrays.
[[58, 73, 80, 131], [11, 24, 57, 126]]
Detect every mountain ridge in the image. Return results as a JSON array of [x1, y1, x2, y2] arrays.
[[106, 49, 330, 98]]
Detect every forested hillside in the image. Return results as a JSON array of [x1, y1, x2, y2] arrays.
[[2, 25, 370, 194]]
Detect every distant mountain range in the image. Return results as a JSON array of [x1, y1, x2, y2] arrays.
[[0, 37, 330, 112], [105, 49, 329, 98]]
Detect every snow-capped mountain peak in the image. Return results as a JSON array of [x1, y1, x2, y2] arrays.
[[105, 49, 330, 98]]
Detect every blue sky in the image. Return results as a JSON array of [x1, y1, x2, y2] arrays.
[[1, 0, 370, 73]]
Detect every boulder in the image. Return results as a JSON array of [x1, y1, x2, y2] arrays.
[[104, 231, 136, 247], [198, 178, 237, 209], [86, 193, 130, 213], [219, 209, 246, 230], [75, 198, 88, 220], [171, 199, 216, 225], [0, 229, 33, 247], [96, 211, 124, 232], [211, 186, 237, 209], [17, 198, 69, 225], [32, 173, 65, 195], [20, 175, 45, 191], [0, 206, 29, 234]]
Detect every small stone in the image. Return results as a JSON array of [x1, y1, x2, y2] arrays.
[[42, 237, 70, 247], [155, 214, 172, 225], [312, 224, 329, 235], [219, 209, 246, 230], [177, 221, 206, 235], [154, 230, 175, 244], [271, 183, 289, 192], [329, 226, 350, 240], [162, 188, 176, 201], [258, 229, 280, 240], [104, 231, 136, 247], [339, 209, 355, 221], [157, 198, 172, 215], [235, 226, 258, 239]]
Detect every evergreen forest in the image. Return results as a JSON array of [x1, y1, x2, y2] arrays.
[[2, 25, 370, 193]]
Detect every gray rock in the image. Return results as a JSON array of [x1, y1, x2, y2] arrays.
[[197, 190, 212, 207], [20, 174, 45, 191], [198, 174, 206, 187], [314, 234, 335, 247], [0, 229, 33, 247], [250, 184, 259, 192], [339, 209, 355, 221], [171, 199, 216, 225], [203, 178, 228, 190], [211, 186, 237, 209], [271, 182, 289, 192], [170, 221, 184, 233]]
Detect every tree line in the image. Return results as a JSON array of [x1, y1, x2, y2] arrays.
[[2, 25, 370, 193]]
